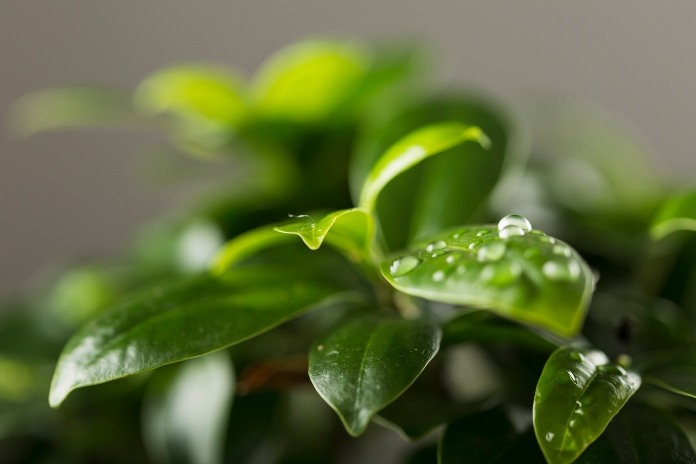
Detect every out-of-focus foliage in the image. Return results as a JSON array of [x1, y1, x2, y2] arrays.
[[3, 37, 696, 464]]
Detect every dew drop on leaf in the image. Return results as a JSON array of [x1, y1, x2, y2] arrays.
[[498, 214, 532, 231], [542, 259, 581, 282], [446, 254, 460, 264], [569, 352, 585, 362], [498, 224, 525, 239], [477, 241, 507, 262], [390, 256, 421, 277], [432, 270, 445, 282], [597, 364, 627, 375], [553, 244, 572, 257], [426, 240, 446, 252], [468, 240, 481, 250], [480, 262, 521, 286], [578, 394, 595, 406]]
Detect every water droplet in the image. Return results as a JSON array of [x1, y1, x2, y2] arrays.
[[499, 224, 525, 239], [542, 259, 581, 282], [539, 236, 556, 244], [477, 242, 507, 262], [476, 229, 488, 236], [452, 233, 461, 239], [529, 229, 545, 235], [480, 262, 521, 286], [426, 240, 446, 252], [555, 369, 578, 385], [317, 345, 324, 351], [446, 254, 461, 264], [578, 394, 595, 406], [524, 248, 540, 258], [498, 214, 532, 231], [553, 244, 572, 257], [390, 256, 421, 277], [569, 352, 585, 362], [456, 265, 466, 275], [432, 270, 445, 282], [597, 364, 627, 375], [545, 432, 555, 442], [468, 240, 481, 250]]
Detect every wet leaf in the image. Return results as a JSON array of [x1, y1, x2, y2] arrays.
[[651, 189, 696, 240], [308, 316, 440, 436], [533, 345, 641, 464], [357, 121, 490, 212], [381, 222, 593, 337], [142, 351, 235, 464], [574, 403, 696, 463], [49, 247, 365, 407]]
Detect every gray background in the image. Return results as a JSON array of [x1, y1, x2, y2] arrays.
[[1, 0, 695, 298]]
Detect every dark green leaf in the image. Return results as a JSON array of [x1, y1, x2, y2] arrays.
[[404, 445, 438, 464], [381, 222, 593, 337], [574, 403, 696, 463], [651, 189, 696, 240], [142, 351, 235, 464], [357, 121, 490, 212], [308, 316, 441, 436], [533, 345, 641, 464], [50, 247, 366, 407], [643, 350, 696, 398], [439, 407, 546, 464]]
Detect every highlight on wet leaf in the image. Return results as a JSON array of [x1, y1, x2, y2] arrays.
[[358, 121, 491, 212], [533, 345, 641, 464], [651, 189, 696, 240], [381, 215, 594, 337]]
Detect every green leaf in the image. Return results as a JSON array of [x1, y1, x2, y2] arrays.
[[357, 121, 490, 212], [351, 94, 526, 251], [7, 86, 147, 137], [308, 315, 441, 436], [533, 345, 641, 464], [642, 350, 696, 398], [250, 39, 370, 124], [274, 208, 374, 256], [49, 247, 365, 407], [209, 225, 296, 275], [381, 223, 593, 337], [439, 407, 546, 464], [142, 351, 235, 464], [574, 403, 696, 463], [651, 189, 696, 240], [442, 310, 563, 353]]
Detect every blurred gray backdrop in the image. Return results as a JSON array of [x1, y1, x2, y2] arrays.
[[1, 0, 695, 298]]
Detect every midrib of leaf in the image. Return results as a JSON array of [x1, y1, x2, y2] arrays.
[[352, 322, 382, 426], [557, 368, 600, 461]]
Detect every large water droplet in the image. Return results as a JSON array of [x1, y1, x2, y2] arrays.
[[432, 270, 445, 282], [426, 240, 446, 252], [477, 242, 507, 262], [390, 256, 421, 277], [542, 259, 581, 282], [499, 224, 525, 239], [498, 214, 532, 231], [553, 244, 572, 257], [480, 262, 521, 286]]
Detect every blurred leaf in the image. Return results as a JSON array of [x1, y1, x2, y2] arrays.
[[209, 225, 295, 274], [47, 267, 118, 326], [533, 345, 641, 464], [574, 403, 696, 463], [251, 39, 370, 124], [357, 121, 490, 212], [651, 189, 696, 240], [381, 225, 593, 337], [224, 391, 279, 462], [442, 310, 562, 352], [49, 247, 366, 407], [142, 351, 235, 464], [351, 93, 526, 250], [274, 208, 375, 261], [404, 445, 438, 464], [8, 86, 148, 137], [439, 407, 546, 464], [642, 350, 696, 399], [308, 315, 441, 436]]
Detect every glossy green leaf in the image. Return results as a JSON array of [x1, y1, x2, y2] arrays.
[[533, 345, 641, 464], [308, 316, 441, 436], [574, 403, 696, 463], [351, 94, 526, 251], [209, 225, 295, 275], [439, 407, 546, 464], [251, 39, 369, 124], [442, 310, 562, 352], [134, 64, 247, 126], [142, 351, 235, 464], [274, 208, 374, 256], [50, 248, 364, 407], [651, 189, 696, 240], [381, 223, 593, 337], [642, 350, 696, 398], [357, 121, 490, 212], [8, 86, 147, 137]]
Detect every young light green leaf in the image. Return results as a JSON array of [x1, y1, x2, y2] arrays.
[[142, 351, 235, 464], [574, 403, 696, 463], [651, 189, 696, 240], [274, 208, 374, 256], [380, 221, 594, 337], [209, 226, 296, 275], [642, 350, 696, 398], [533, 345, 641, 464], [7, 86, 148, 137], [358, 121, 490, 212], [308, 316, 441, 436], [251, 39, 370, 124], [49, 249, 363, 408]]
